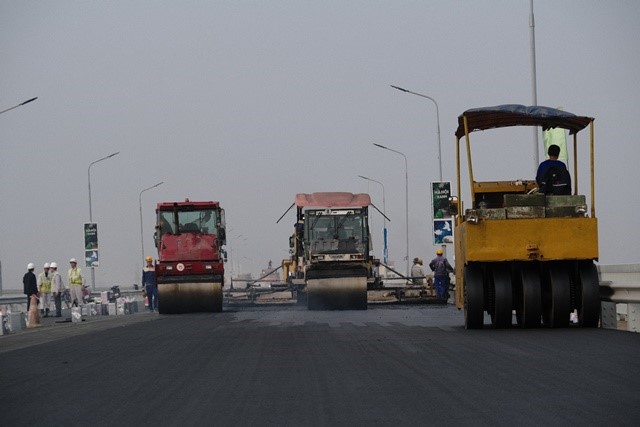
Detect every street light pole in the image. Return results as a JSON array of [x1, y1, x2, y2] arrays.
[[0, 97, 37, 115], [373, 143, 409, 277], [87, 151, 120, 290], [391, 85, 449, 257], [358, 175, 388, 263], [390, 85, 442, 181], [139, 181, 164, 263]]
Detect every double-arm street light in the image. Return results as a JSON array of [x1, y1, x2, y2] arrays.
[[373, 143, 409, 277], [358, 175, 388, 264], [0, 97, 37, 116], [139, 181, 164, 263], [87, 151, 120, 289], [390, 85, 442, 182]]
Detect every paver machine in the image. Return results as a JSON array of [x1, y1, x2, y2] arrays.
[[279, 192, 378, 310], [452, 105, 600, 328], [154, 199, 226, 313]]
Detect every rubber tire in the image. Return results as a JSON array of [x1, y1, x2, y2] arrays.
[[464, 264, 484, 329], [577, 261, 600, 327], [542, 263, 570, 328], [514, 263, 541, 328], [490, 263, 513, 329]]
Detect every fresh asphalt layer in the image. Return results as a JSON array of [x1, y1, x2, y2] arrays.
[[1, 304, 639, 426]]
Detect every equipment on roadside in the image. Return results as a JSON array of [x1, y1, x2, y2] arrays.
[[154, 199, 226, 313], [451, 105, 600, 329], [279, 192, 380, 310]]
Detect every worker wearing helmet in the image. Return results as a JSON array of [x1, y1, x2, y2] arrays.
[[68, 258, 84, 307], [429, 249, 454, 300], [37, 263, 52, 317], [142, 256, 158, 312], [50, 262, 64, 317], [23, 262, 38, 312]]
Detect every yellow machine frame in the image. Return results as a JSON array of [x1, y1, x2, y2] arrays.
[[453, 108, 597, 310]]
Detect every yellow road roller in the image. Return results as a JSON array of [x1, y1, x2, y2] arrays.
[[452, 105, 599, 328]]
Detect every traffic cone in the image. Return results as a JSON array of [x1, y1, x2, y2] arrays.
[[27, 295, 41, 328]]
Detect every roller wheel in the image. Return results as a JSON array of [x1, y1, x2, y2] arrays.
[[464, 264, 484, 329], [577, 261, 600, 327], [514, 263, 541, 328], [306, 277, 367, 310], [158, 282, 222, 314], [490, 263, 513, 329], [542, 263, 570, 328]]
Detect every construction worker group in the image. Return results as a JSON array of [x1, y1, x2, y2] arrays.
[[23, 258, 85, 318]]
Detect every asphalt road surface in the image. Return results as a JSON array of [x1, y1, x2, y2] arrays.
[[1, 304, 639, 426]]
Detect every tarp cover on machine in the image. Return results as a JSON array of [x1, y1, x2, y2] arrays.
[[295, 192, 371, 208], [157, 200, 220, 210], [455, 105, 593, 138]]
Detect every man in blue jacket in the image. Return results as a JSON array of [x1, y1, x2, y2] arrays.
[[429, 249, 454, 300]]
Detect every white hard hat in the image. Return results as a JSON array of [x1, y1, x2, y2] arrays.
[[50, 262, 58, 268], [27, 262, 35, 270], [44, 263, 50, 268], [69, 258, 77, 263]]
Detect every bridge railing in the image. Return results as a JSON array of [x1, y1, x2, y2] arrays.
[[599, 264, 640, 333]]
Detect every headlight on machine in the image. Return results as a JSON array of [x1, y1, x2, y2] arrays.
[[205, 265, 212, 270], [166, 265, 173, 270]]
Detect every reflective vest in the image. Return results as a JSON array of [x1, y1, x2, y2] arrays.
[[38, 272, 52, 293], [68, 268, 83, 286]]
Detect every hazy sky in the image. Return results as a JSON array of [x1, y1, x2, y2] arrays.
[[2, 1, 639, 291]]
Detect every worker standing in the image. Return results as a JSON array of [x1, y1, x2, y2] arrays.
[[68, 258, 84, 307], [23, 263, 38, 311], [50, 262, 64, 317], [142, 256, 158, 312], [410, 258, 426, 287], [37, 263, 52, 317], [429, 249, 454, 300]]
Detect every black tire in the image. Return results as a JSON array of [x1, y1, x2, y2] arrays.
[[514, 263, 541, 328], [490, 263, 513, 329], [464, 264, 484, 329], [542, 263, 570, 328], [577, 261, 600, 327]]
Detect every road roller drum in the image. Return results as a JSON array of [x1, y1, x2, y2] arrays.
[[307, 277, 367, 310], [158, 282, 223, 314]]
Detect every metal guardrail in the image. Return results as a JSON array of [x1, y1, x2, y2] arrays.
[[598, 264, 640, 333]]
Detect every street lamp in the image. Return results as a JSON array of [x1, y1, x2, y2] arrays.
[[87, 151, 120, 289], [0, 97, 37, 115], [139, 181, 164, 263], [390, 85, 442, 181], [373, 143, 409, 277], [391, 85, 449, 256], [358, 175, 388, 263]]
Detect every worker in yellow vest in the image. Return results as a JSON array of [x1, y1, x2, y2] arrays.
[[37, 263, 53, 317], [68, 258, 85, 307]]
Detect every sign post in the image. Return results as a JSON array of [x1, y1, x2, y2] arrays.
[[84, 223, 99, 269], [431, 182, 453, 250]]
